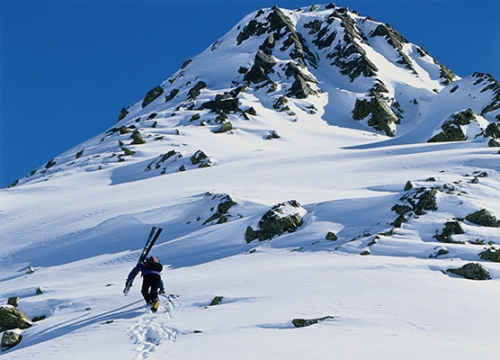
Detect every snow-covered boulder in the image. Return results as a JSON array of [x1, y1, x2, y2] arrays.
[[245, 200, 306, 242]]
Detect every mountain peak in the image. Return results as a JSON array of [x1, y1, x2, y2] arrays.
[[8, 4, 499, 187]]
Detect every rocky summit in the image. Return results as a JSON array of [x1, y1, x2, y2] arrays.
[[1, 3, 500, 359]]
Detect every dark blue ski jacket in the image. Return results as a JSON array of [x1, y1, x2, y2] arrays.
[[127, 262, 164, 291]]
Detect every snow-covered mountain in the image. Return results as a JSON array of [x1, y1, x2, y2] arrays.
[[1, 4, 500, 359]]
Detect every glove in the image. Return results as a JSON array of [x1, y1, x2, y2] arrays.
[[123, 280, 133, 295], [159, 289, 166, 295]]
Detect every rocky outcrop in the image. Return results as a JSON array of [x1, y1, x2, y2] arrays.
[[326, 11, 378, 81], [0, 305, 32, 332], [190, 150, 211, 168], [245, 200, 305, 242], [370, 23, 413, 71], [352, 92, 399, 136], [434, 220, 465, 244], [141, 85, 164, 108], [446, 263, 491, 280], [188, 81, 207, 100], [465, 209, 500, 227], [203, 195, 237, 225], [479, 247, 500, 262], [428, 108, 479, 143], [244, 50, 277, 84]]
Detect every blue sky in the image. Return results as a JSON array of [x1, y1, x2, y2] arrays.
[[1, 0, 499, 188]]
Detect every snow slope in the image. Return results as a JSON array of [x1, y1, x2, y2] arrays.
[[1, 4, 500, 359]]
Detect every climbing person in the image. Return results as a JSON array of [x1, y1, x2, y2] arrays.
[[125, 256, 164, 312]]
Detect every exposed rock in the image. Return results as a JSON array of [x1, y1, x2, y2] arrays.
[[446, 263, 491, 280], [188, 81, 207, 100], [404, 181, 414, 191], [245, 200, 305, 242], [429, 246, 449, 258], [266, 130, 281, 140], [117, 107, 129, 122], [130, 130, 146, 145], [352, 92, 398, 136], [144, 150, 181, 172], [428, 108, 478, 143], [209, 296, 224, 306], [484, 122, 500, 139], [370, 23, 413, 71], [465, 209, 500, 227], [0, 305, 32, 331], [141, 85, 164, 108], [244, 50, 277, 84], [2, 330, 22, 351], [213, 121, 233, 134], [326, 12, 378, 81], [6, 297, 19, 308], [190, 150, 211, 167], [201, 94, 240, 114], [165, 88, 179, 102], [203, 195, 237, 225], [292, 316, 334, 328], [434, 221, 465, 244], [325, 232, 337, 241], [479, 247, 500, 262], [399, 187, 439, 216]]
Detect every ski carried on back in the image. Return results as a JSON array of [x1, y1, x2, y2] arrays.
[[123, 226, 163, 296]]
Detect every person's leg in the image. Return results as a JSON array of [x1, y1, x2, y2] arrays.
[[149, 274, 161, 302], [141, 275, 154, 304], [149, 274, 161, 312]]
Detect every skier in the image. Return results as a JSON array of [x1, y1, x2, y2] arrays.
[[125, 255, 164, 312]]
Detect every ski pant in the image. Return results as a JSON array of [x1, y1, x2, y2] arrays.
[[141, 273, 161, 304]]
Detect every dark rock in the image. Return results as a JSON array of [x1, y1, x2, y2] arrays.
[[0, 305, 32, 331], [188, 81, 207, 100], [484, 122, 500, 138], [203, 195, 237, 225], [6, 297, 19, 307], [446, 263, 491, 280], [370, 24, 413, 71], [266, 130, 281, 140], [479, 247, 500, 262], [209, 296, 223, 306], [130, 130, 146, 145], [434, 221, 465, 243], [117, 107, 129, 122], [325, 232, 337, 241], [399, 187, 439, 216], [429, 246, 449, 258], [165, 89, 179, 102], [465, 209, 500, 227], [292, 316, 334, 328], [2, 330, 22, 351], [404, 181, 414, 191], [391, 204, 412, 216], [428, 108, 477, 143], [245, 200, 305, 242], [190, 150, 211, 167], [352, 93, 398, 136], [244, 50, 277, 84], [201, 95, 239, 114], [141, 85, 164, 108], [213, 121, 233, 134]]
